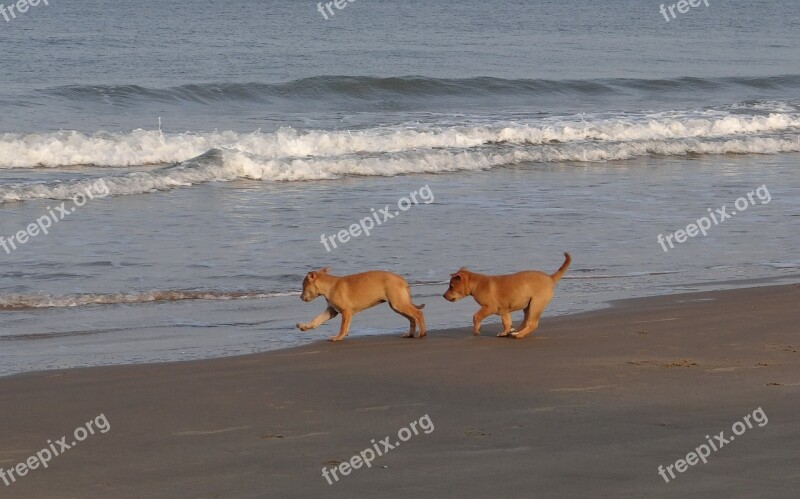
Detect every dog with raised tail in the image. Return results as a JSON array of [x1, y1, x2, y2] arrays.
[[443, 253, 571, 339], [297, 268, 426, 342]]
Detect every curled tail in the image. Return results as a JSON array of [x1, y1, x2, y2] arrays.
[[551, 252, 572, 283], [415, 303, 425, 310]]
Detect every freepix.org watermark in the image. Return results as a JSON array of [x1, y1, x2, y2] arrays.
[[1, 413, 110, 487], [316, 0, 360, 20], [657, 185, 771, 253], [1, 179, 109, 255], [320, 185, 434, 253], [1, 0, 50, 23], [321, 414, 434, 485], [659, 0, 709, 22], [658, 407, 768, 484]]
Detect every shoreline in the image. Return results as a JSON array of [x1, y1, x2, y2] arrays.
[[1, 283, 798, 497], [4, 274, 800, 380]]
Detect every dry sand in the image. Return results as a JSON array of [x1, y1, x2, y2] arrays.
[[1, 284, 798, 498]]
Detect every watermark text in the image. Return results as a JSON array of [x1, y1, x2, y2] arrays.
[[658, 185, 770, 253], [660, 0, 709, 22], [1, 179, 109, 255], [658, 407, 767, 483], [1, 413, 110, 487], [321, 185, 433, 252], [322, 413, 434, 484], [1, 0, 51, 24]]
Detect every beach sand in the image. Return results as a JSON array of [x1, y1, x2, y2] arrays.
[[1, 284, 798, 498]]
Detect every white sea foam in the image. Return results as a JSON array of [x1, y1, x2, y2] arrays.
[[1, 133, 799, 203], [1, 110, 799, 202], [0, 290, 298, 309], [1, 112, 799, 169]]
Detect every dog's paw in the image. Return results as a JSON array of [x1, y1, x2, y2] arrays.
[[402, 333, 414, 338], [497, 331, 510, 337], [328, 336, 343, 342], [297, 323, 310, 331]]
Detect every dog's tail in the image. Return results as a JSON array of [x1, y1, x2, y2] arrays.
[[414, 303, 425, 310], [551, 252, 572, 283]]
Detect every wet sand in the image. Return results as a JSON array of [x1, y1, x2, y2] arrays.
[[1, 284, 798, 498]]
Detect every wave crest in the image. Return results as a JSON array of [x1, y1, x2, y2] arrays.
[[40, 75, 800, 106], [2, 111, 799, 169], [2, 107, 799, 203]]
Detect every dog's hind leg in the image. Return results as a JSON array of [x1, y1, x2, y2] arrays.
[[512, 299, 549, 339], [498, 313, 514, 337], [520, 305, 531, 332], [389, 285, 426, 338], [401, 312, 417, 339], [414, 305, 426, 338], [391, 303, 424, 338]]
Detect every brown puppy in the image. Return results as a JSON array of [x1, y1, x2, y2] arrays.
[[297, 268, 426, 342], [443, 253, 571, 339]]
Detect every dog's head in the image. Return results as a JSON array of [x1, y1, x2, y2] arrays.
[[300, 267, 331, 302], [443, 268, 470, 302]]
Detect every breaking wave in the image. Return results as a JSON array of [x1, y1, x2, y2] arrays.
[[1, 106, 799, 203], [2, 111, 799, 169]]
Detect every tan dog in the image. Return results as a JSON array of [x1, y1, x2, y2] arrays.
[[443, 253, 571, 339], [297, 268, 426, 341]]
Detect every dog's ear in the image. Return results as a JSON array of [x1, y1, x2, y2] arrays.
[[451, 267, 468, 278], [307, 271, 317, 281], [319, 267, 332, 274], [450, 273, 462, 281]]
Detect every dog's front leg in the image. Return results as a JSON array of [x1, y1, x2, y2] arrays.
[[297, 307, 339, 331], [330, 310, 353, 341], [472, 306, 492, 336]]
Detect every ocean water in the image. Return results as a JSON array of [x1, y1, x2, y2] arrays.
[[1, 0, 799, 376]]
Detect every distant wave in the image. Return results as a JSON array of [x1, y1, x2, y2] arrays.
[[0, 290, 298, 310], [39, 75, 800, 107]]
